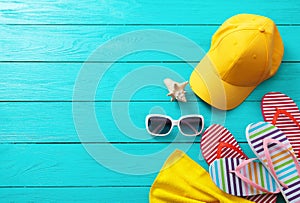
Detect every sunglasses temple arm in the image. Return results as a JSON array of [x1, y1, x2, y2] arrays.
[[180, 120, 198, 134]]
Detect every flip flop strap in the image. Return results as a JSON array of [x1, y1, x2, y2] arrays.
[[272, 108, 300, 158], [262, 138, 300, 188], [230, 158, 280, 194], [272, 107, 300, 130], [216, 142, 247, 159]]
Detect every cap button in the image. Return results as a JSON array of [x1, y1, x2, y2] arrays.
[[259, 27, 265, 32]]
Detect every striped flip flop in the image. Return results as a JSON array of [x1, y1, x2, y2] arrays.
[[209, 158, 279, 196], [201, 124, 247, 165], [201, 124, 277, 203], [247, 122, 300, 203], [262, 92, 300, 159]]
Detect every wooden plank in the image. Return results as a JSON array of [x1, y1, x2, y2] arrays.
[[0, 100, 289, 143], [0, 187, 150, 202], [0, 143, 256, 186], [0, 0, 299, 24], [0, 187, 285, 202], [0, 63, 299, 101], [0, 26, 299, 61]]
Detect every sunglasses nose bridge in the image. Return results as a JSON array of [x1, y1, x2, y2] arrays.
[[173, 120, 179, 126]]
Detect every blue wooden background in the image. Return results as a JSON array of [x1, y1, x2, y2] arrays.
[[0, 0, 299, 202]]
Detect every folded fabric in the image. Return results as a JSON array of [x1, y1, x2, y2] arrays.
[[247, 122, 300, 203], [150, 149, 254, 203], [201, 124, 277, 202], [209, 158, 279, 196], [262, 92, 300, 160]]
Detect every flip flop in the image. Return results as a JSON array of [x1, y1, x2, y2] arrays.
[[246, 122, 300, 203], [201, 124, 277, 203], [209, 158, 279, 196], [262, 92, 300, 159], [201, 124, 247, 165]]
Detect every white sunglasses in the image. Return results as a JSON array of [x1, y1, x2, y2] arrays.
[[145, 114, 204, 136]]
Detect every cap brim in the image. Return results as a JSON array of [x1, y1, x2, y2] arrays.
[[189, 53, 256, 110]]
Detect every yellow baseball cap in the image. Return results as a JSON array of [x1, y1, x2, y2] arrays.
[[190, 14, 284, 110]]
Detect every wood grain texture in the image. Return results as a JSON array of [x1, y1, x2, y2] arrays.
[[0, 26, 299, 61], [1, 1, 299, 202], [0, 0, 299, 24], [0, 101, 288, 143], [0, 187, 150, 202], [0, 187, 285, 203], [0, 63, 299, 101], [0, 143, 257, 186]]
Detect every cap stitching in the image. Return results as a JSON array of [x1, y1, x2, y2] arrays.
[[224, 20, 271, 86], [254, 20, 271, 84], [222, 29, 261, 84], [258, 31, 270, 83], [211, 26, 262, 52]]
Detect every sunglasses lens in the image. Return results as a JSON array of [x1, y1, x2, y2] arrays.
[[147, 116, 172, 135], [179, 117, 203, 135]]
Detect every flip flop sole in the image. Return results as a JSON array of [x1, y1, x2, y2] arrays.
[[247, 122, 300, 203], [209, 158, 278, 196], [201, 124, 245, 165], [201, 124, 277, 203], [262, 92, 300, 159]]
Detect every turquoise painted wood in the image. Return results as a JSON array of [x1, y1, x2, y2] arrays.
[[0, 63, 299, 101], [0, 26, 299, 61], [0, 188, 150, 202], [0, 0, 297, 202], [0, 0, 299, 24], [0, 143, 257, 186], [0, 101, 296, 143]]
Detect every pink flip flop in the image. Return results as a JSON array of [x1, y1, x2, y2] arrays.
[[246, 122, 300, 203], [209, 157, 279, 196], [262, 92, 300, 159], [201, 124, 277, 203]]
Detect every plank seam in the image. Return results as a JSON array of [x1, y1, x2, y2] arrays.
[[0, 61, 297, 63], [0, 142, 201, 144], [0, 100, 298, 102], [2, 24, 300, 26], [0, 186, 151, 188]]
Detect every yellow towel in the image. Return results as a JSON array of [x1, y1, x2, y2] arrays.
[[150, 150, 253, 203]]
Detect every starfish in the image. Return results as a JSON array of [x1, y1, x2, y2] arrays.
[[164, 78, 188, 102]]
